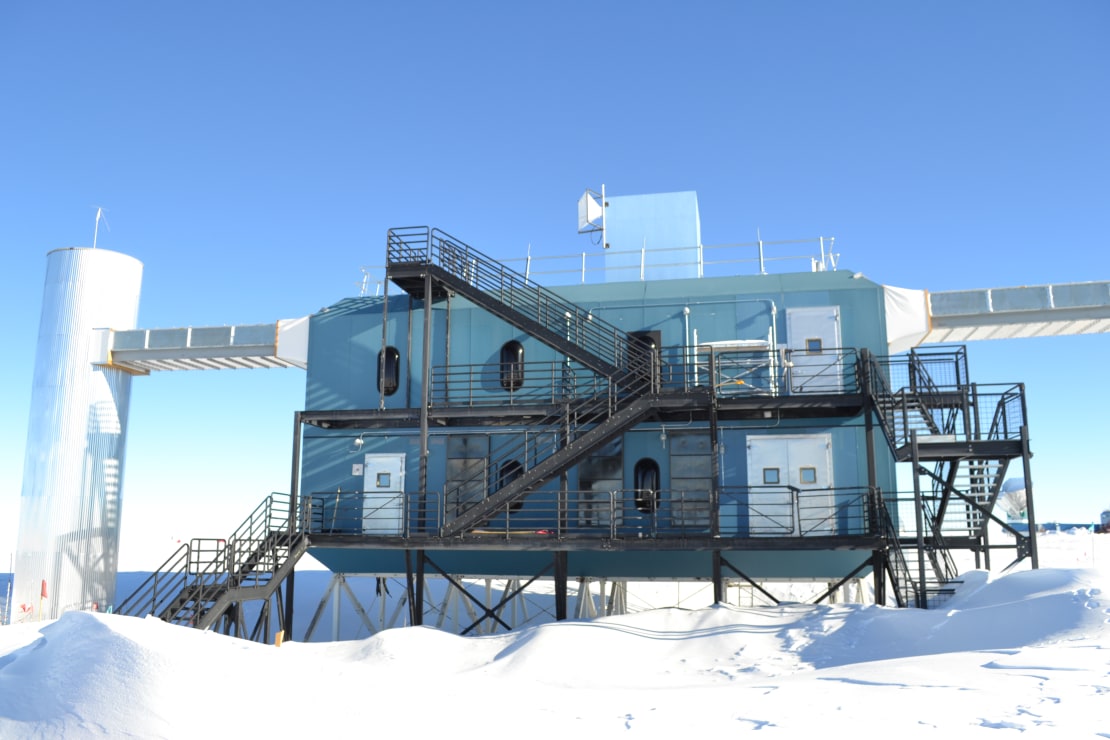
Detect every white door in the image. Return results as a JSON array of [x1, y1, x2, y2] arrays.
[[747, 434, 834, 536], [786, 306, 843, 393], [362, 453, 406, 534]]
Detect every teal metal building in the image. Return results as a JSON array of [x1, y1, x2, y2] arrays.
[[291, 193, 1032, 617], [115, 190, 1038, 638]]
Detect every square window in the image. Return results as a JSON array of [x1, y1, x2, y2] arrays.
[[763, 468, 780, 485], [376, 472, 391, 488], [805, 338, 823, 354], [799, 467, 818, 485]]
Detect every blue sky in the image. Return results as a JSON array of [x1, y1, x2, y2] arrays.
[[2, 2, 1107, 569]]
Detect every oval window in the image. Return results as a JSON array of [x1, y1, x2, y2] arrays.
[[378, 346, 400, 396], [634, 458, 660, 514], [499, 340, 525, 392]]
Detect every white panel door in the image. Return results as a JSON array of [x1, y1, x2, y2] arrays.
[[786, 306, 843, 393], [747, 434, 834, 536], [362, 453, 406, 534]]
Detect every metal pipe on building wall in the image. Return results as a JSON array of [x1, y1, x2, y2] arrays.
[[14, 247, 143, 621]]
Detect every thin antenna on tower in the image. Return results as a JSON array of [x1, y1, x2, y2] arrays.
[[92, 207, 109, 249]]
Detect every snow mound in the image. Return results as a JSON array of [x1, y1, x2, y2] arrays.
[[0, 565, 1106, 737]]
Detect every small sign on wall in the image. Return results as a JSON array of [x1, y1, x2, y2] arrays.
[[352, 463, 364, 476]]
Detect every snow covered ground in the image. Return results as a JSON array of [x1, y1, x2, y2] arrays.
[[0, 530, 1106, 737]]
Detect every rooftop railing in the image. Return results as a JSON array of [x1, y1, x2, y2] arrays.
[[365, 235, 839, 293]]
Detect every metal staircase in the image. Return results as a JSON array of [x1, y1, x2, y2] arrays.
[[116, 493, 306, 640], [875, 499, 919, 608], [387, 227, 651, 383], [385, 227, 667, 537], [866, 348, 1031, 607]]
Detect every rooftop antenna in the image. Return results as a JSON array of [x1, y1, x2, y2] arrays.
[[92, 206, 109, 249], [578, 184, 607, 248], [359, 267, 382, 297], [757, 228, 766, 274]]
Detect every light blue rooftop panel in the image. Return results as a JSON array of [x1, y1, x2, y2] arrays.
[[603, 191, 701, 281]]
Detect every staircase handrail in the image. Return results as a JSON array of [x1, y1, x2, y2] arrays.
[[113, 543, 192, 617], [874, 492, 919, 608], [387, 227, 654, 383], [986, 383, 1026, 441], [222, 493, 293, 585], [114, 492, 295, 624], [907, 349, 960, 436], [193, 532, 309, 632], [921, 495, 960, 581], [863, 352, 904, 451]]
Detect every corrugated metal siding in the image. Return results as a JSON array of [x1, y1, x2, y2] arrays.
[[13, 248, 142, 620]]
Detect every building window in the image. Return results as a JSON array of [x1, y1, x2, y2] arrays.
[[763, 468, 780, 485], [799, 466, 818, 485], [633, 458, 660, 514], [499, 340, 525, 391], [378, 346, 400, 396], [805, 338, 823, 354]]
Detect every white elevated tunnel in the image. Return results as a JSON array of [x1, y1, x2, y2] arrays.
[[887, 280, 1110, 352], [93, 318, 309, 374], [923, 282, 1110, 342]]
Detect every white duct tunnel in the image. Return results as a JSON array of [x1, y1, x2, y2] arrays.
[[885, 280, 1110, 352]]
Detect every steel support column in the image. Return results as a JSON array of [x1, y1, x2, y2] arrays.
[[910, 431, 927, 608], [1020, 425, 1040, 569], [709, 394, 721, 539], [404, 549, 426, 627], [861, 350, 879, 531], [283, 410, 303, 636], [554, 551, 568, 621], [872, 549, 887, 606], [415, 549, 425, 624], [419, 270, 433, 502], [712, 550, 723, 604]]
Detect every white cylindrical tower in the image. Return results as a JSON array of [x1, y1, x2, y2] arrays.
[[13, 248, 142, 621]]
